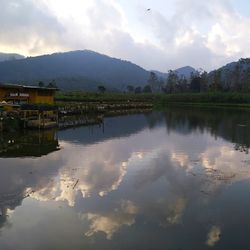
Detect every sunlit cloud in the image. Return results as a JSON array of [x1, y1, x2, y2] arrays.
[[166, 197, 187, 224], [171, 152, 190, 168], [201, 145, 250, 182], [206, 225, 221, 247], [82, 200, 138, 239], [0, 0, 250, 70], [2, 121, 250, 245], [26, 140, 129, 206]]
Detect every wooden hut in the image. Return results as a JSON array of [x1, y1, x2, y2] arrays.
[[0, 83, 57, 105]]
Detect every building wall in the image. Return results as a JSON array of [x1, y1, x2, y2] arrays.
[[0, 87, 55, 105], [0, 88, 7, 100], [28, 91, 55, 104], [31, 95, 54, 104]]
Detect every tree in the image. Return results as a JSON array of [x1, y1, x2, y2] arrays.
[[148, 72, 159, 92], [134, 86, 142, 94], [126, 85, 134, 93], [38, 81, 45, 87], [98, 85, 106, 93], [47, 80, 57, 88], [158, 79, 165, 92], [190, 77, 201, 92], [200, 71, 208, 92], [210, 70, 222, 91], [233, 64, 242, 91], [165, 70, 179, 93], [177, 76, 188, 92], [143, 85, 152, 93], [241, 68, 250, 91]]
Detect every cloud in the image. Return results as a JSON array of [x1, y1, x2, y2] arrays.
[[140, 0, 250, 70], [206, 10, 250, 59], [27, 140, 129, 207], [2, 114, 250, 247], [206, 225, 221, 247], [83, 200, 138, 239], [166, 197, 187, 224], [0, 0, 250, 71], [0, 0, 64, 54]]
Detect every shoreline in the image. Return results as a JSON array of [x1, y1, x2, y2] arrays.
[[2, 91, 250, 132]]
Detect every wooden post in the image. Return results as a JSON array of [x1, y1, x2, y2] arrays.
[[24, 110, 26, 129], [39, 113, 41, 130], [56, 110, 59, 127], [43, 111, 45, 129]]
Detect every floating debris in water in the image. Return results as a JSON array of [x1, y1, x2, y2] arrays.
[[73, 179, 79, 189], [237, 124, 247, 127], [200, 190, 211, 195]]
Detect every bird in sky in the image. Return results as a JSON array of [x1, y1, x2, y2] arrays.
[[147, 8, 151, 11]]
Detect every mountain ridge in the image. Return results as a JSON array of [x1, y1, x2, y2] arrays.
[[152, 66, 196, 79], [0, 50, 150, 91], [208, 58, 250, 91], [1, 49, 245, 92], [0, 53, 24, 62]]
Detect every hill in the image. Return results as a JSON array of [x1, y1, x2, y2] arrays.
[[208, 58, 250, 91], [174, 66, 197, 78], [4, 50, 249, 93], [153, 66, 196, 80], [0, 53, 24, 62], [0, 50, 150, 91]]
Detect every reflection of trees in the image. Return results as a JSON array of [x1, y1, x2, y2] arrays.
[[161, 107, 250, 153], [0, 208, 9, 230], [234, 144, 249, 154], [80, 108, 250, 154], [59, 114, 150, 145], [0, 190, 26, 230], [0, 130, 61, 230], [0, 165, 60, 231], [144, 111, 165, 129]]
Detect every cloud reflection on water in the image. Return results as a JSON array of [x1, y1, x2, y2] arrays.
[[1, 110, 250, 248]]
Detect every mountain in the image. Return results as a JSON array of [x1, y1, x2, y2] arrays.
[[152, 70, 168, 79], [0, 50, 150, 91], [0, 53, 24, 62], [153, 66, 196, 80], [208, 58, 250, 90], [174, 66, 197, 78]]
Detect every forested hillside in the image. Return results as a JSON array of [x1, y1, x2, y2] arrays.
[[0, 53, 24, 62], [0, 50, 149, 91]]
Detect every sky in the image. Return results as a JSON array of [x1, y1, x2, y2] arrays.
[[0, 0, 250, 72]]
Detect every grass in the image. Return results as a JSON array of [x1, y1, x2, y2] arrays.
[[154, 92, 250, 109], [56, 91, 250, 109], [56, 91, 157, 103]]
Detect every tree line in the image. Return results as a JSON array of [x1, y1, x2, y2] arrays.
[[37, 58, 250, 93], [125, 58, 250, 94]]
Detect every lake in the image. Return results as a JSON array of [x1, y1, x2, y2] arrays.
[[0, 107, 250, 250]]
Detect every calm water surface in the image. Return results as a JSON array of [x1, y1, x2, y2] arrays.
[[1, 107, 250, 250]]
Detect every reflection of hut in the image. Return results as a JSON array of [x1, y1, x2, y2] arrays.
[[0, 83, 57, 105], [0, 130, 60, 158], [20, 104, 58, 129]]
